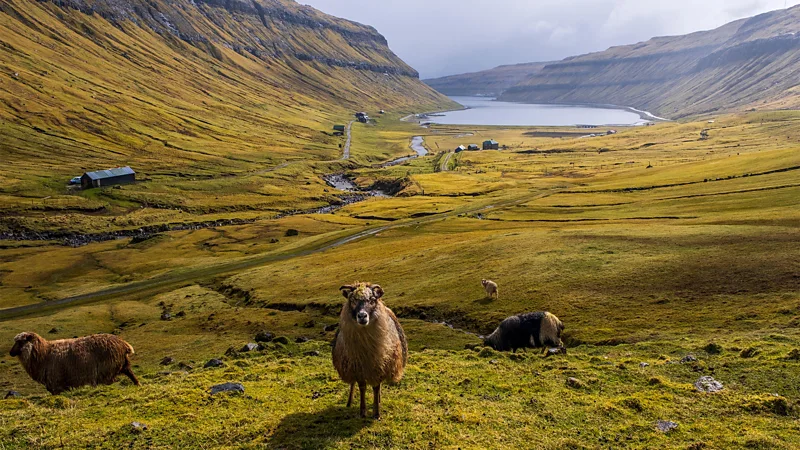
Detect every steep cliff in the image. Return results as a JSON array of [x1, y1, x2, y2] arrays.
[[493, 6, 800, 118]]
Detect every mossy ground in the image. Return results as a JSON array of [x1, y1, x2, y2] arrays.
[[0, 111, 799, 448]]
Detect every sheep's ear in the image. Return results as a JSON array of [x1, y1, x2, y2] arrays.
[[25, 334, 34, 341], [339, 285, 355, 299], [371, 285, 384, 299]]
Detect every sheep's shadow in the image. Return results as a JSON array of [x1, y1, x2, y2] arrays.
[[268, 406, 372, 448], [472, 296, 495, 305]]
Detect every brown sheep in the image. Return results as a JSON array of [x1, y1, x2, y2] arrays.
[[481, 279, 498, 300], [9, 332, 139, 394], [332, 282, 407, 419]]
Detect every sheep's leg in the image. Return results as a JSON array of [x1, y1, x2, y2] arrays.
[[373, 384, 382, 419], [122, 361, 140, 386], [347, 383, 355, 407], [358, 381, 367, 418]]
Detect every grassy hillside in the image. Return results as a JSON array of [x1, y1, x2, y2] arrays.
[[423, 62, 551, 97], [492, 6, 800, 118], [0, 111, 798, 448], [0, 0, 456, 222]]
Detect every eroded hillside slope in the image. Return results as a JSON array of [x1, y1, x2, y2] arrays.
[[423, 62, 550, 97]]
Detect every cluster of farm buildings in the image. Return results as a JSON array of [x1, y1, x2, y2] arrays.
[[455, 140, 499, 152]]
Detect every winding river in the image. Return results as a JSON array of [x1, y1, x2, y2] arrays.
[[383, 136, 428, 167]]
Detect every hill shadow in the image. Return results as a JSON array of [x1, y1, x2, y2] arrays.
[[268, 406, 371, 449]]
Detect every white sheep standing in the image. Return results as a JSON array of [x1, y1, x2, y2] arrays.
[[481, 279, 498, 300]]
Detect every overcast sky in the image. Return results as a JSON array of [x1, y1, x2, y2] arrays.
[[301, 0, 800, 79]]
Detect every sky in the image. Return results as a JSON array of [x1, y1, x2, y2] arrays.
[[301, 0, 800, 79]]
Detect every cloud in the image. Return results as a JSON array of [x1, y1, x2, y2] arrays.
[[302, 0, 800, 78]]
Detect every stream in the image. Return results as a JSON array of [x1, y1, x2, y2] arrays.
[[0, 175, 387, 247], [382, 136, 428, 167]]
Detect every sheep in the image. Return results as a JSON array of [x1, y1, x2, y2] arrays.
[[9, 332, 139, 394], [332, 282, 407, 419], [481, 279, 498, 300], [483, 311, 566, 354]]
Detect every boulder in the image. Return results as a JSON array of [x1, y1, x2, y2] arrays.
[[695, 376, 724, 393], [566, 377, 586, 389], [240, 343, 259, 352], [656, 420, 678, 433], [160, 356, 175, 366], [204, 359, 224, 368], [209, 382, 245, 395], [273, 336, 290, 345], [4, 391, 21, 399], [255, 331, 274, 343], [130, 421, 149, 433]]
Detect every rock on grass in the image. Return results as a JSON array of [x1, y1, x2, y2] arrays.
[[209, 383, 245, 395], [130, 422, 149, 433], [656, 420, 678, 433], [566, 377, 586, 389], [695, 376, 723, 393]]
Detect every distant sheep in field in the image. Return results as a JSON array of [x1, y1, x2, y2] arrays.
[[333, 282, 407, 419], [484, 312, 566, 354], [481, 279, 498, 300], [9, 332, 139, 394]]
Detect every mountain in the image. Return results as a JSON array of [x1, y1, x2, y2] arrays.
[[0, 0, 454, 183], [430, 6, 800, 119], [423, 62, 551, 97]]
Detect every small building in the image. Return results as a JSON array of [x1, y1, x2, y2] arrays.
[[467, 144, 480, 151], [81, 166, 136, 189], [606, 130, 617, 135], [483, 140, 499, 150], [455, 145, 466, 153], [333, 125, 346, 135], [355, 112, 370, 123]]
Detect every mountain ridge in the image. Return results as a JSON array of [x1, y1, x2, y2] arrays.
[[426, 6, 800, 118]]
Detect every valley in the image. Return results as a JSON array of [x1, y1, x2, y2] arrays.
[[0, 108, 798, 448], [0, 0, 799, 448]]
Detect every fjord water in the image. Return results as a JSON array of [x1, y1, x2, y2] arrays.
[[430, 96, 648, 126]]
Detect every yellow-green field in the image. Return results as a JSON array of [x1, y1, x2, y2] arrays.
[[0, 111, 799, 448]]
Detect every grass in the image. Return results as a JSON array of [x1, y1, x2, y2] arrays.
[[0, 109, 798, 448]]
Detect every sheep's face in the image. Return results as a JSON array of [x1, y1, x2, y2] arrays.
[[340, 283, 384, 327], [10, 332, 37, 357], [481, 279, 487, 287]]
